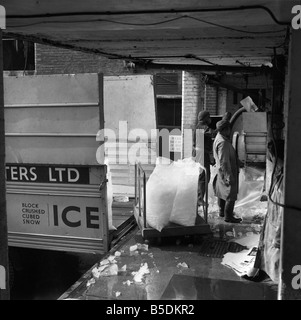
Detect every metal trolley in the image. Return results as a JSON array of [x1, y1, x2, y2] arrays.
[[133, 162, 212, 241]]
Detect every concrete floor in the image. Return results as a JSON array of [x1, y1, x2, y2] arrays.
[[59, 169, 276, 301], [59, 207, 277, 300]]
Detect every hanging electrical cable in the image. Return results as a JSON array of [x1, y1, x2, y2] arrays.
[[6, 5, 290, 31], [6, 5, 291, 26], [7, 14, 287, 35]]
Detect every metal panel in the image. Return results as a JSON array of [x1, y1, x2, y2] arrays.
[[4, 73, 103, 166], [4, 74, 99, 106], [4, 74, 109, 254], [6, 164, 108, 254], [103, 75, 156, 136], [5, 105, 100, 134], [8, 233, 105, 254], [241, 112, 268, 163], [242, 112, 267, 133], [6, 136, 100, 165], [103, 75, 157, 192]]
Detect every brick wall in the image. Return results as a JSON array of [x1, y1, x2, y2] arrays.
[[205, 84, 217, 115], [182, 71, 206, 130], [35, 43, 133, 76], [218, 87, 227, 115], [182, 71, 206, 157]]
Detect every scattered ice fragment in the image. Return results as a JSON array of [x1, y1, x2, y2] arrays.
[[130, 245, 138, 252], [92, 263, 118, 278], [108, 255, 116, 262], [139, 244, 149, 251], [133, 263, 150, 283], [100, 259, 110, 266], [232, 228, 236, 238], [98, 265, 108, 272], [92, 267, 101, 279], [177, 262, 189, 268], [86, 278, 96, 287], [120, 265, 127, 272], [100, 264, 118, 276]]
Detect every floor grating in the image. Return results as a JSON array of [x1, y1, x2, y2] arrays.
[[199, 238, 247, 258]]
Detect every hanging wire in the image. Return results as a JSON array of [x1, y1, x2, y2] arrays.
[[6, 5, 291, 26], [7, 14, 286, 35]]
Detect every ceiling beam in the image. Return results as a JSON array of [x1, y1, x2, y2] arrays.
[[135, 61, 272, 74]]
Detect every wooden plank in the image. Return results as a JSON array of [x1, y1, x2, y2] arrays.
[[2, 0, 295, 24]]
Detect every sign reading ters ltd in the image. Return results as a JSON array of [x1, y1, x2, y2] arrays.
[[6, 164, 90, 184]]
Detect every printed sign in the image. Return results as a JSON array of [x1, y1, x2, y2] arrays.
[[6, 164, 90, 184], [7, 194, 103, 239], [169, 135, 182, 153]]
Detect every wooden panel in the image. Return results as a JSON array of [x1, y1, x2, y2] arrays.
[[3, 0, 296, 68]]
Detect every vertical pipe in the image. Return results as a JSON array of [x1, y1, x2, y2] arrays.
[[134, 163, 137, 206], [205, 167, 208, 224], [138, 166, 141, 217], [98, 73, 104, 165], [143, 172, 147, 229]]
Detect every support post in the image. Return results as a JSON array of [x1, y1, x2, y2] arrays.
[[271, 55, 285, 142], [279, 29, 301, 300], [0, 28, 10, 300]]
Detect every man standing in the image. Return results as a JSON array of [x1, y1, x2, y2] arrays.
[[213, 119, 242, 223], [192, 110, 214, 207]]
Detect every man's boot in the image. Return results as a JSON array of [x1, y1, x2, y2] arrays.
[[224, 200, 242, 223]]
